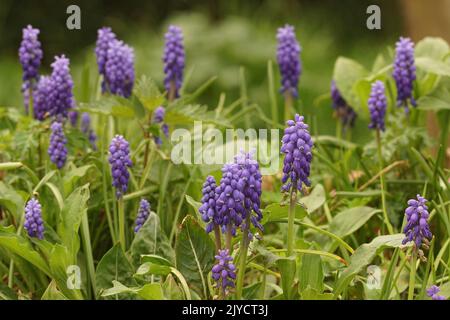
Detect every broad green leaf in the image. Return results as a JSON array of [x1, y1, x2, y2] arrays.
[[62, 165, 93, 196], [301, 286, 333, 300], [415, 57, 450, 77], [101, 280, 165, 300], [0, 181, 25, 219], [141, 254, 173, 266], [79, 96, 135, 118], [95, 244, 137, 299], [58, 184, 90, 257], [129, 212, 175, 267], [243, 282, 262, 299], [417, 86, 450, 111], [262, 202, 307, 224], [329, 206, 380, 238], [299, 254, 323, 292], [175, 215, 215, 299], [41, 280, 68, 300], [134, 75, 165, 112], [135, 262, 171, 277], [333, 57, 368, 109], [335, 234, 407, 296], [276, 257, 297, 300], [415, 37, 450, 60], [300, 184, 326, 214]]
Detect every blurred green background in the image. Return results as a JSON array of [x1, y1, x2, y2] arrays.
[[0, 0, 405, 140]]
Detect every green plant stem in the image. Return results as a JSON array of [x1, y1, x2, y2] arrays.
[[267, 60, 279, 125], [118, 197, 125, 251], [408, 251, 417, 300], [226, 225, 232, 253], [376, 129, 394, 234], [213, 225, 222, 252], [28, 86, 33, 117], [80, 209, 97, 298], [236, 217, 251, 300], [284, 91, 293, 123], [287, 187, 297, 257], [438, 110, 449, 168]]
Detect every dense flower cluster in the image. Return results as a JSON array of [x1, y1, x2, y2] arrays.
[[33, 76, 52, 121], [402, 194, 432, 248], [19, 25, 43, 113], [200, 176, 220, 233], [276, 24, 301, 98], [108, 135, 133, 198], [69, 111, 78, 127], [330, 80, 357, 128], [24, 198, 44, 239], [211, 249, 236, 293], [48, 121, 68, 169], [215, 152, 263, 237], [393, 37, 416, 112], [368, 80, 387, 131], [281, 114, 313, 193], [95, 27, 116, 78], [49, 55, 75, 119], [163, 25, 185, 99], [152, 106, 169, 145], [104, 39, 135, 98], [134, 199, 151, 233], [427, 285, 445, 300], [80, 112, 97, 150]]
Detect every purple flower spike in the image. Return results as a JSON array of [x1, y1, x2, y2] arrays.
[[393, 37, 417, 112], [48, 121, 68, 169], [200, 176, 220, 233], [105, 39, 135, 98], [212, 249, 236, 294], [277, 24, 301, 98], [49, 55, 74, 119], [163, 25, 185, 99], [24, 198, 44, 239], [281, 114, 313, 193], [95, 27, 116, 76], [368, 80, 387, 131], [19, 25, 43, 113], [81, 112, 97, 150], [152, 106, 169, 145], [33, 76, 52, 121], [331, 80, 357, 128], [402, 194, 432, 248], [108, 135, 132, 198], [69, 111, 78, 127], [427, 285, 446, 300], [134, 199, 151, 233]]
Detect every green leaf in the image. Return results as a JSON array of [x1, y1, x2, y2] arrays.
[[417, 86, 450, 111], [329, 206, 380, 238], [301, 287, 333, 300], [135, 262, 171, 277], [276, 257, 297, 300], [299, 254, 323, 292], [175, 215, 215, 299], [95, 244, 137, 299], [41, 280, 69, 300], [262, 202, 307, 224], [243, 282, 262, 299], [415, 57, 450, 77], [134, 75, 165, 112], [101, 280, 165, 300], [415, 37, 450, 60], [141, 254, 173, 266], [300, 184, 326, 214], [335, 234, 407, 297], [0, 181, 25, 220], [333, 57, 368, 110], [129, 212, 175, 267], [62, 165, 93, 196], [79, 96, 135, 118], [58, 184, 90, 257]]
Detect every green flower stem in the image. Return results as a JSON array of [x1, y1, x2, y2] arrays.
[[267, 60, 279, 125], [408, 250, 417, 300], [213, 225, 222, 252], [28, 86, 33, 118], [80, 209, 97, 298], [118, 197, 126, 251], [284, 91, 293, 123], [235, 217, 251, 300], [376, 129, 394, 234], [287, 187, 297, 257], [226, 225, 233, 253]]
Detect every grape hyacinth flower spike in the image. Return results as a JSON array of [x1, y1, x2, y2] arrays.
[[134, 199, 151, 233], [80, 112, 97, 150], [277, 24, 301, 99], [163, 25, 185, 100], [49, 55, 74, 119], [33, 76, 52, 121], [19, 25, 43, 114], [95, 27, 116, 90], [393, 37, 416, 113], [330, 80, 357, 128], [402, 194, 432, 248], [108, 135, 132, 198], [152, 106, 169, 145], [368, 80, 387, 132], [69, 111, 78, 127], [212, 249, 236, 297], [427, 285, 446, 300], [48, 121, 68, 169], [200, 176, 220, 234], [105, 39, 135, 97], [24, 198, 44, 239], [280, 114, 313, 193]]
